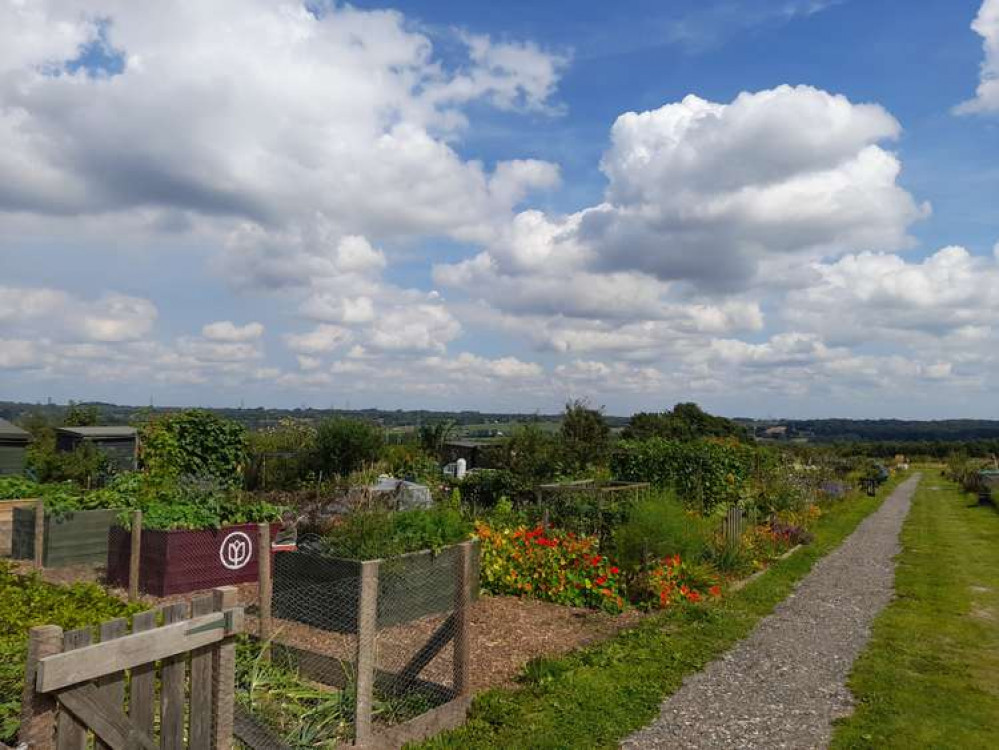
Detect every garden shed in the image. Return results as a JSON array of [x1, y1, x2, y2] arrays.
[[0, 418, 30, 475], [443, 440, 502, 469], [55, 425, 138, 472]]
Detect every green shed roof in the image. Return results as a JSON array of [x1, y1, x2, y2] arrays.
[[0, 418, 31, 441], [55, 426, 137, 439]]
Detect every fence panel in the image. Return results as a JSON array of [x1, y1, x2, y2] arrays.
[[238, 539, 478, 748], [20, 587, 243, 750]]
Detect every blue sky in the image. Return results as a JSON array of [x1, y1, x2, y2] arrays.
[[1, 0, 998, 418]]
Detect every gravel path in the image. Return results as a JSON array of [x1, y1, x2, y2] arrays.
[[622, 474, 921, 750]]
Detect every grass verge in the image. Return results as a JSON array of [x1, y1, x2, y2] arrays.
[[414, 474, 910, 749], [830, 470, 999, 749]]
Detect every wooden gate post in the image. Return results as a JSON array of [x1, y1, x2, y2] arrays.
[[129, 510, 143, 602], [19, 625, 63, 750], [212, 587, 238, 750], [453, 540, 474, 697], [257, 523, 272, 647], [354, 559, 380, 744]]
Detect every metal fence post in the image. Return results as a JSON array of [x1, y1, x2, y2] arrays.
[[355, 559, 380, 744], [19, 625, 63, 750]]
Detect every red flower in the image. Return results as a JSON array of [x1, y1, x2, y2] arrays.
[[709, 585, 721, 597], [687, 590, 701, 603], [590, 555, 602, 566], [610, 566, 620, 575], [595, 575, 607, 586]]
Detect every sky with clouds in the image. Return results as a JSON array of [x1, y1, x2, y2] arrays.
[[1, 0, 998, 418]]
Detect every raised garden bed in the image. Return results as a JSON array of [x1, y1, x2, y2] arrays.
[[106, 521, 280, 596], [10, 506, 118, 567], [272, 541, 480, 633], [0, 498, 38, 557]]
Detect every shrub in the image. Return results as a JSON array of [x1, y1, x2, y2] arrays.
[[140, 409, 247, 486], [611, 492, 712, 572], [475, 521, 625, 613], [502, 423, 562, 484], [453, 469, 530, 511], [611, 438, 756, 513], [312, 418, 383, 479], [245, 419, 317, 490]]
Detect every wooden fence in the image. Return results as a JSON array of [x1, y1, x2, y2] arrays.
[[20, 587, 242, 750]]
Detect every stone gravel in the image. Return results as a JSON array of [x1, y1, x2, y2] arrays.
[[622, 474, 921, 750]]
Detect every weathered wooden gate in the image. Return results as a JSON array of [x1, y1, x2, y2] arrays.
[[19, 587, 242, 750]]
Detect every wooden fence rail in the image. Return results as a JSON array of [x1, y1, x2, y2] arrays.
[[20, 587, 242, 750]]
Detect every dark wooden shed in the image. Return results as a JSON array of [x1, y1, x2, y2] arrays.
[[0, 418, 31, 475], [442, 440, 503, 470], [55, 425, 138, 472]]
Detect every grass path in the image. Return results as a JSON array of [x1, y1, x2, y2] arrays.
[[830, 470, 999, 749], [415, 475, 909, 750]]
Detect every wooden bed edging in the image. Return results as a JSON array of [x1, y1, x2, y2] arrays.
[[345, 695, 473, 750]]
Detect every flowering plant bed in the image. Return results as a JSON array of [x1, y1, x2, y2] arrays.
[[106, 521, 280, 596], [476, 522, 625, 613], [638, 554, 721, 607]]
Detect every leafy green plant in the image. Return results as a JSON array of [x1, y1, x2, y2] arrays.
[[0, 561, 142, 743], [611, 438, 756, 513], [315, 505, 471, 560], [140, 409, 247, 486], [245, 419, 317, 491], [611, 492, 712, 572]]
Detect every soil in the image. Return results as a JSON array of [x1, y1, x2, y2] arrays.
[[7, 559, 642, 694]]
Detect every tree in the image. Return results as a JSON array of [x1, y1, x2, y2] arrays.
[[418, 420, 457, 461], [64, 401, 101, 427], [504, 423, 560, 484], [312, 418, 384, 478], [559, 399, 610, 475], [622, 402, 748, 442]]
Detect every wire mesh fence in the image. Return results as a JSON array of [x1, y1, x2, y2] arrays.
[[234, 535, 478, 749]]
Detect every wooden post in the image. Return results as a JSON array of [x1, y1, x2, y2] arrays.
[[129, 510, 142, 602], [33, 499, 45, 568], [212, 586, 239, 750], [257, 523, 273, 649], [453, 540, 474, 697], [354, 559, 380, 744], [19, 624, 63, 750]]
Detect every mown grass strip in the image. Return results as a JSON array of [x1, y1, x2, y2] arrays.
[[415, 474, 910, 750], [830, 470, 999, 750]]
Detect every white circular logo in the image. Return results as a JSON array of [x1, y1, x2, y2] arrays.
[[219, 531, 253, 570]]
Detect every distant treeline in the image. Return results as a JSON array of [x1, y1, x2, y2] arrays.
[[779, 419, 999, 443], [0, 400, 629, 432], [824, 440, 999, 459]]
